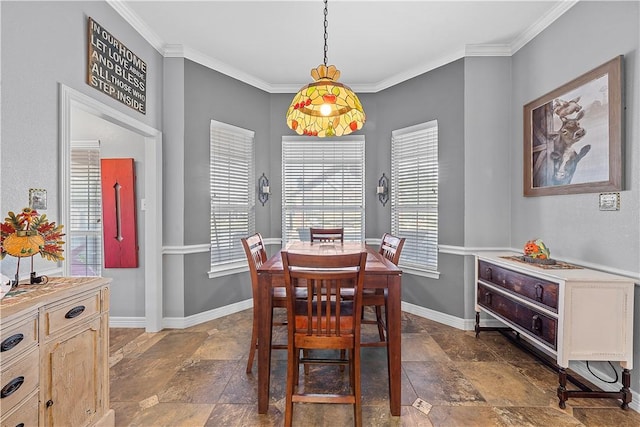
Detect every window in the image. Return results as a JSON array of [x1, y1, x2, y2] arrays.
[[282, 136, 365, 244], [69, 140, 102, 276], [391, 121, 438, 273], [210, 120, 255, 272]]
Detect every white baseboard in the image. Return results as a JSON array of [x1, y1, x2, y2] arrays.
[[163, 299, 253, 329], [401, 301, 503, 331], [109, 316, 146, 328], [109, 299, 253, 329], [401, 301, 470, 330]]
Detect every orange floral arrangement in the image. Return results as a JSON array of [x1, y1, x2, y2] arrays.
[[523, 239, 550, 259], [1, 208, 65, 261]]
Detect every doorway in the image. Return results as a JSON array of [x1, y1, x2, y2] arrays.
[[59, 84, 163, 332]]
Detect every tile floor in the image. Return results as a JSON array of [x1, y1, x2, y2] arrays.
[[109, 309, 640, 426]]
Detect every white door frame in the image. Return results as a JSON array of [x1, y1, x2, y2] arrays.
[[59, 84, 163, 332]]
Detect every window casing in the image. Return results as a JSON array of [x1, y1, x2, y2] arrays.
[[210, 120, 255, 271], [391, 121, 438, 273], [282, 136, 365, 244], [69, 140, 102, 276]]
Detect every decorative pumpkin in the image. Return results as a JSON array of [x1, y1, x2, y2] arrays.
[[2, 231, 45, 257], [1, 208, 65, 262], [523, 239, 550, 259]]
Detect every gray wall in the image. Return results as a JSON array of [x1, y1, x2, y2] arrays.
[[464, 57, 512, 248], [463, 56, 513, 319], [181, 60, 271, 317], [510, 0, 639, 390], [1, 1, 163, 315], [161, 56, 186, 318], [511, 1, 639, 271], [375, 60, 466, 316]]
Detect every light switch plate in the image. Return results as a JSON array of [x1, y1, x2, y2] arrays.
[[599, 192, 620, 211]]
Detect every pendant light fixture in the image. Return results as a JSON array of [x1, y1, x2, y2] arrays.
[[285, 0, 365, 137]]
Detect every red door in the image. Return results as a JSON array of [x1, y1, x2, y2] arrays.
[[100, 158, 138, 268]]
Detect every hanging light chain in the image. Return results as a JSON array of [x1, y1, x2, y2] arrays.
[[323, 0, 329, 66]]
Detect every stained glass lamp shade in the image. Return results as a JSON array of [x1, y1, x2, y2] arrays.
[[286, 64, 365, 137]]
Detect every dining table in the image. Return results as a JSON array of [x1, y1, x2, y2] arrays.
[[256, 241, 402, 416]]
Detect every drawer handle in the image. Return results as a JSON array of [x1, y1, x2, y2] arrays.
[[484, 292, 492, 305], [1, 333, 24, 352], [65, 305, 86, 319], [535, 284, 544, 302], [484, 267, 492, 280], [46, 399, 54, 408], [1, 376, 24, 398], [531, 315, 542, 335]]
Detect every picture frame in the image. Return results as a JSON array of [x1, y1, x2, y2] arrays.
[[523, 56, 623, 196], [29, 188, 47, 210]]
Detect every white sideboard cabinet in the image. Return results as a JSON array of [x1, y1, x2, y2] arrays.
[[474, 252, 634, 409]]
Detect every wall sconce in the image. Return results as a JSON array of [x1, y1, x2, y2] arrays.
[[258, 173, 271, 206], [377, 173, 389, 207]]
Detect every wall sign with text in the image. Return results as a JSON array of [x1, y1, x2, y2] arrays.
[[87, 17, 147, 114]]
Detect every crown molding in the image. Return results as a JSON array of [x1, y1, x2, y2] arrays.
[[371, 49, 467, 92], [465, 44, 512, 57], [176, 45, 273, 93], [110, 0, 580, 94], [106, 0, 165, 55], [510, 0, 579, 54]]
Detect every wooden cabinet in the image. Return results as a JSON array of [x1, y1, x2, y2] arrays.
[[475, 252, 634, 409], [1, 277, 113, 427]]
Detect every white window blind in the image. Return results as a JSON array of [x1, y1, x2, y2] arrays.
[[391, 121, 438, 271], [69, 140, 102, 276], [282, 136, 365, 244], [210, 120, 255, 268]]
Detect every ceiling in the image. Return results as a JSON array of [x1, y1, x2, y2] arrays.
[[111, 0, 577, 93]]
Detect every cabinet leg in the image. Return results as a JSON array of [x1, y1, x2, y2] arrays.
[[475, 312, 480, 337], [557, 368, 568, 409], [621, 369, 631, 410]]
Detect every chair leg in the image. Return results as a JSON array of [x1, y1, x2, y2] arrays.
[[246, 314, 258, 374], [294, 349, 301, 386], [353, 347, 362, 427], [285, 346, 298, 427], [375, 305, 386, 341]]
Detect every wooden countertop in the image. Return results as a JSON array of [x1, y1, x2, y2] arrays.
[[1, 276, 111, 320]]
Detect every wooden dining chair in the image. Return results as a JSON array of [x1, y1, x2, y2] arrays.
[[241, 233, 289, 374], [309, 227, 346, 369], [361, 233, 406, 346], [281, 250, 367, 427], [309, 227, 344, 243]]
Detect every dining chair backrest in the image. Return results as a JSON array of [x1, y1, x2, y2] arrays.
[[241, 232, 290, 374], [281, 251, 367, 340], [310, 227, 344, 243], [379, 233, 405, 266], [241, 233, 268, 295]]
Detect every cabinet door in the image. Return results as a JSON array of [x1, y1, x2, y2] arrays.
[[42, 316, 105, 427]]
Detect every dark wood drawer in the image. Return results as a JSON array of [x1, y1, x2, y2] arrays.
[[477, 283, 557, 349], [478, 260, 559, 312]]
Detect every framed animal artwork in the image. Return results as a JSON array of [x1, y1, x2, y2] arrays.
[[523, 56, 623, 196]]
